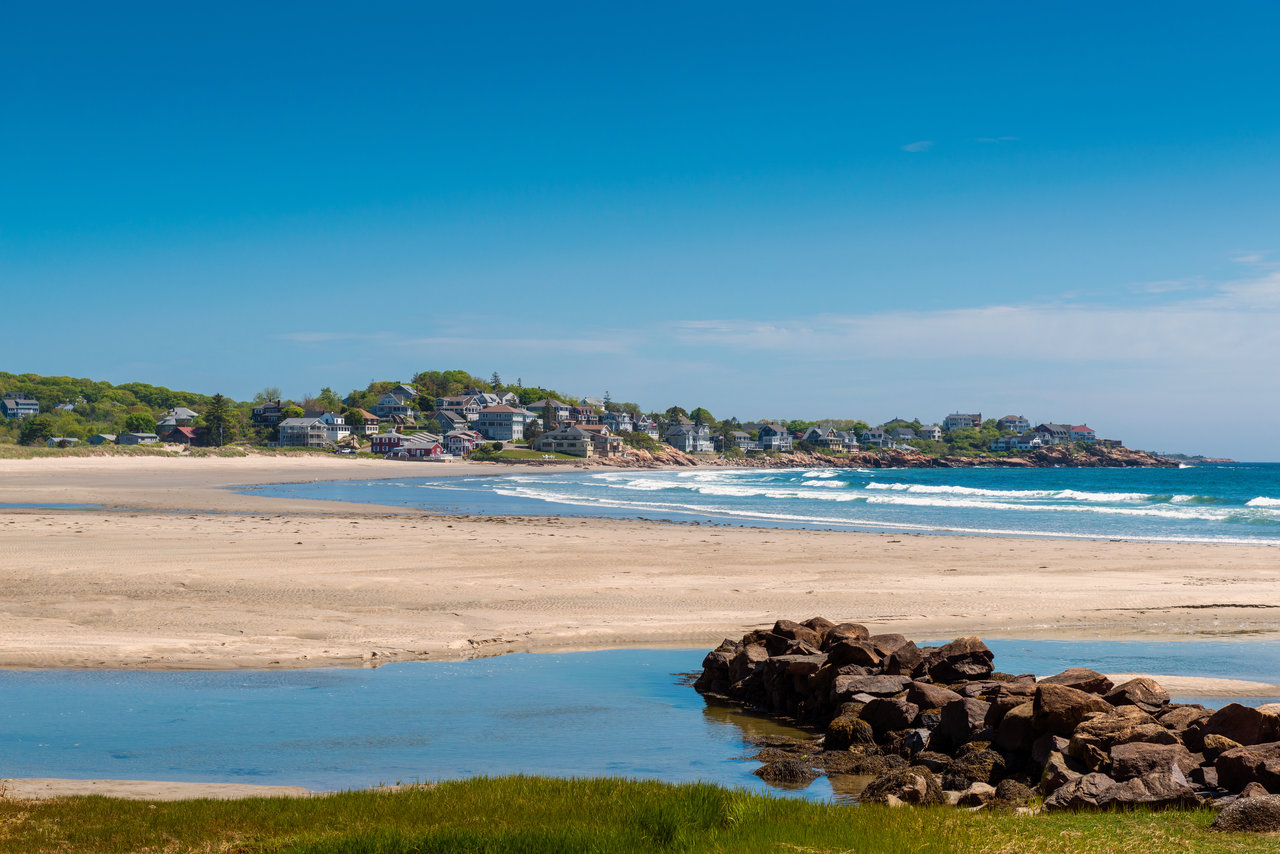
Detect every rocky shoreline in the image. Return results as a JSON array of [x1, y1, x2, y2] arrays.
[[566, 443, 1177, 470], [695, 619, 1280, 831]]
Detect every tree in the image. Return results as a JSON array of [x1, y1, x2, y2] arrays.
[[18, 414, 56, 445], [524, 418, 542, 442], [317, 387, 342, 411], [252, 387, 282, 405], [122, 412, 156, 435], [690, 407, 714, 426], [490, 372, 502, 390], [281, 405, 305, 419], [202, 393, 234, 446], [344, 407, 366, 428]]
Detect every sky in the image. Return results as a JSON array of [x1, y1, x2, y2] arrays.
[[3, 2, 1279, 458]]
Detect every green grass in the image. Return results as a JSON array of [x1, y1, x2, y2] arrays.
[[489, 448, 581, 461], [0, 776, 1270, 854]]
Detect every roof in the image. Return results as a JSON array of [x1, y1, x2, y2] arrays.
[[1071, 424, 1095, 432], [356, 409, 379, 420], [999, 415, 1026, 421], [479, 405, 524, 414], [278, 417, 324, 427], [166, 426, 198, 438], [167, 407, 199, 418]]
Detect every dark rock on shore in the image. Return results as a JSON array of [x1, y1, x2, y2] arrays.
[[694, 618, 1272, 818]]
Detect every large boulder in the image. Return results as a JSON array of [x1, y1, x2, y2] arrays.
[[993, 701, 1036, 753], [1202, 703, 1280, 747], [1042, 768, 1198, 811], [941, 748, 1007, 790], [869, 633, 910, 656], [925, 637, 995, 683], [937, 698, 992, 748], [883, 641, 925, 677], [692, 640, 738, 693], [1039, 668, 1114, 695], [826, 639, 883, 669], [1033, 684, 1113, 735], [770, 619, 822, 648], [820, 622, 871, 650], [728, 643, 769, 684], [825, 715, 875, 750], [1040, 750, 1086, 794], [1216, 742, 1280, 792], [1210, 794, 1280, 833], [1104, 678, 1170, 714], [1109, 742, 1198, 780], [832, 674, 912, 702], [1158, 705, 1211, 751], [860, 697, 920, 735], [754, 758, 818, 787], [1068, 705, 1178, 758], [860, 766, 945, 806], [906, 681, 962, 710]]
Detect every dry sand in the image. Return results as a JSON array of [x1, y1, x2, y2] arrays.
[[3, 454, 1279, 800]]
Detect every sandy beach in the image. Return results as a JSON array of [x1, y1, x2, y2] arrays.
[[3, 454, 1280, 801], [2, 454, 1278, 671]]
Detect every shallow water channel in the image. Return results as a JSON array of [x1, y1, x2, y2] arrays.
[[2, 642, 1278, 801]]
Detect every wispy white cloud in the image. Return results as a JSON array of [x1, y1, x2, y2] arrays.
[[900, 140, 933, 153], [1231, 250, 1272, 265]]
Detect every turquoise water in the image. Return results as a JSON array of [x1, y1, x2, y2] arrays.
[[2, 643, 1277, 796], [240, 463, 1280, 544]]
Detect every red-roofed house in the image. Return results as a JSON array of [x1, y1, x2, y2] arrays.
[[163, 426, 198, 445], [1070, 425, 1096, 443]]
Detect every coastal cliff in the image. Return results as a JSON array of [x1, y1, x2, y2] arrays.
[[591, 442, 1175, 470]]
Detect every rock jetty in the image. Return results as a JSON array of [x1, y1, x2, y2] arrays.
[[694, 619, 1280, 813]]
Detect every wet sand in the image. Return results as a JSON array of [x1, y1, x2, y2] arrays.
[[1, 455, 1278, 670]]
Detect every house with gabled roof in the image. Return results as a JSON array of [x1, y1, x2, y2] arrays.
[[163, 426, 198, 445], [526, 399, 573, 426], [802, 426, 844, 449], [474, 404, 533, 441], [943, 412, 982, 431], [88, 433, 116, 446], [1070, 424, 1097, 443], [1, 393, 39, 419], [1035, 423, 1072, 444], [373, 391, 417, 422], [917, 424, 942, 441], [601, 411, 634, 433], [756, 423, 793, 452], [997, 415, 1030, 433], [665, 422, 713, 453], [278, 416, 329, 447], [387, 431, 447, 460], [445, 429, 482, 456], [119, 432, 160, 445], [533, 424, 594, 457], [715, 430, 757, 452], [576, 424, 625, 457]]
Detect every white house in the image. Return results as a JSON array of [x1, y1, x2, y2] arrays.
[[474, 405, 532, 441], [943, 412, 982, 431], [665, 423, 713, 453]]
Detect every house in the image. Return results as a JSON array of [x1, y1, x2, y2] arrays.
[[277, 417, 329, 447], [1034, 423, 1072, 444], [349, 409, 380, 436], [372, 391, 417, 422], [1, 393, 39, 419], [756, 423, 793, 452], [391, 384, 420, 402], [55, 402, 75, 412], [370, 431, 407, 455], [1015, 431, 1053, 450], [45, 437, 81, 447], [582, 397, 606, 408], [444, 429, 483, 456], [802, 426, 844, 450], [917, 424, 942, 442], [533, 424, 595, 457], [1070, 424, 1097, 443], [163, 426, 198, 445], [997, 415, 1031, 434], [387, 431, 446, 460], [601, 411, 634, 433], [715, 430, 757, 452], [891, 427, 917, 442], [88, 433, 116, 445], [465, 387, 519, 407], [435, 396, 484, 418], [569, 405, 600, 425], [163, 406, 199, 425], [665, 422, 713, 453], [427, 409, 471, 435], [576, 424, 625, 457], [860, 426, 889, 447], [317, 411, 351, 443], [119, 432, 160, 445], [526, 399, 573, 426], [474, 405, 532, 441], [636, 415, 660, 440], [943, 412, 982, 432], [835, 431, 860, 450], [990, 435, 1019, 451], [251, 399, 288, 425]]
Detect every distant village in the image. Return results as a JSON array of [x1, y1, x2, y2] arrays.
[[1, 375, 1124, 462]]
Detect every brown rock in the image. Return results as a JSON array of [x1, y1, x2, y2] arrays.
[[925, 637, 995, 683], [956, 781, 997, 807], [1203, 703, 1280, 747], [993, 779, 1038, 806], [1202, 733, 1243, 759], [1040, 750, 1086, 794], [824, 715, 875, 750], [906, 681, 962, 710], [1210, 794, 1280, 832], [1042, 768, 1198, 811], [994, 701, 1036, 753], [1068, 706, 1178, 757], [869, 633, 909, 656], [883, 641, 924, 677], [1109, 742, 1198, 780], [728, 643, 769, 684], [860, 697, 920, 735], [1217, 742, 1280, 792], [771, 619, 822, 648], [821, 622, 871, 650], [860, 766, 945, 806], [826, 639, 883, 669], [1241, 781, 1271, 799], [754, 758, 818, 787], [937, 698, 992, 748], [1104, 678, 1170, 714], [942, 749, 1007, 789], [1039, 668, 1114, 695], [801, 616, 836, 642], [832, 674, 911, 702], [1033, 684, 1113, 735]]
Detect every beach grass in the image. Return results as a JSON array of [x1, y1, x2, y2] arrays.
[[0, 776, 1269, 854]]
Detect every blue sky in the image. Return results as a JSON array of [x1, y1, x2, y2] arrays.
[[3, 2, 1279, 457]]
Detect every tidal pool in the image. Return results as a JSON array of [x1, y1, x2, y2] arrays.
[[1, 642, 1276, 800]]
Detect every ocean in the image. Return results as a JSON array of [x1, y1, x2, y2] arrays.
[[242, 462, 1280, 545]]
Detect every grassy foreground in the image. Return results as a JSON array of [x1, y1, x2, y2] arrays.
[[0, 777, 1273, 854]]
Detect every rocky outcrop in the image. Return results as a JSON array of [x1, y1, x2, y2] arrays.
[[1211, 794, 1280, 832], [695, 619, 1272, 816]]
